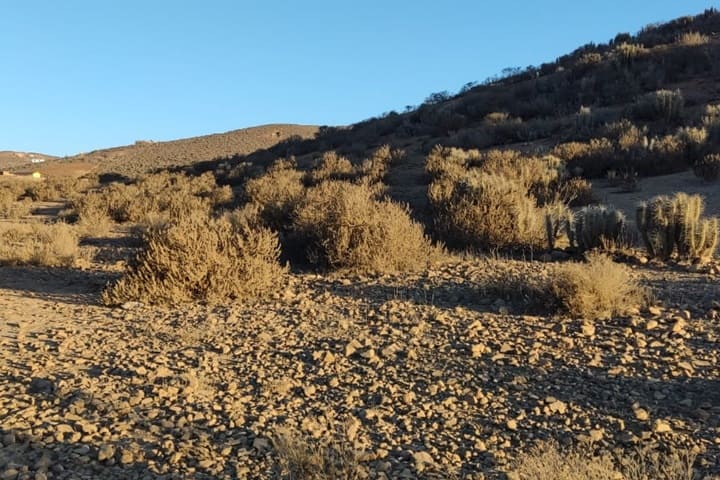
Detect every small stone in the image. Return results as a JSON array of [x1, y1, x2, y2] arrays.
[[506, 419, 518, 431], [470, 344, 486, 358], [645, 320, 659, 331], [647, 306, 662, 316], [581, 322, 595, 337], [653, 419, 672, 433], [252, 437, 271, 451], [589, 428, 604, 442], [672, 318, 687, 333], [98, 444, 115, 462], [119, 449, 134, 464], [412, 451, 434, 466], [1, 469, 18, 480], [634, 408, 650, 422]]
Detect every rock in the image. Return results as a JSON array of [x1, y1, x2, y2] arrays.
[[645, 320, 659, 331], [27, 378, 54, 395], [589, 428, 604, 442], [98, 444, 115, 462], [672, 318, 687, 333], [470, 344, 486, 358], [252, 437, 271, 451], [412, 451, 434, 467], [119, 449, 134, 465], [581, 322, 596, 337], [647, 306, 662, 316], [653, 419, 672, 433], [633, 408, 650, 422], [506, 419, 518, 431]]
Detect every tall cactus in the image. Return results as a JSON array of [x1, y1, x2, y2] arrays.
[[569, 205, 626, 251], [637, 193, 719, 261]]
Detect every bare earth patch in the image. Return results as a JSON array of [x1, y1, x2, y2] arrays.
[[1, 259, 719, 479]]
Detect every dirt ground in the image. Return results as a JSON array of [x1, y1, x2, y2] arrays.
[[1, 256, 720, 479]]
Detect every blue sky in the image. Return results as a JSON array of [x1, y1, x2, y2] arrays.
[[1, 1, 716, 156]]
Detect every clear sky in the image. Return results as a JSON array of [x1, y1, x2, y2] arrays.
[[1, 0, 716, 156]]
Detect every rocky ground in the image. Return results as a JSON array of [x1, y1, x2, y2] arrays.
[[1, 257, 720, 479]]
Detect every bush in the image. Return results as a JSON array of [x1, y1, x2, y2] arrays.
[[272, 428, 366, 480], [694, 153, 720, 181], [72, 171, 228, 225], [429, 171, 545, 250], [357, 145, 403, 185], [0, 187, 32, 219], [24, 177, 88, 202], [103, 214, 286, 305], [0, 222, 80, 267], [244, 159, 305, 230], [510, 441, 699, 480], [305, 152, 355, 186], [293, 181, 437, 272], [637, 193, 719, 261], [568, 205, 627, 251], [551, 252, 646, 319]]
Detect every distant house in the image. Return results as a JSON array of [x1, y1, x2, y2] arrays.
[[30, 157, 45, 164]]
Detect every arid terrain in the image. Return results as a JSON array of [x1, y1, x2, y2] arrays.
[[3, 9, 720, 480]]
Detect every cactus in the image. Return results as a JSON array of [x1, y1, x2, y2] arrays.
[[637, 193, 719, 261], [569, 205, 626, 251], [544, 203, 572, 250]]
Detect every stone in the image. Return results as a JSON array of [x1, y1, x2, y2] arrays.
[[581, 322, 595, 337], [634, 408, 650, 422], [98, 444, 115, 462], [506, 419, 518, 431], [653, 419, 672, 433]]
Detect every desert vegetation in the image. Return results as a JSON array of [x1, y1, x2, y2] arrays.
[[2, 8, 720, 480]]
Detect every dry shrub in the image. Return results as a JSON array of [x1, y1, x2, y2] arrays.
[[103, 213, 285, 305], [676, 31, 710, 46], [430, 171, 545, 250], [427, 147, 567, 250], [511, 442, 701, 480], [551, 252, 646, 319], [0, 222, 80, 267], [357, 145, 403, 184], [25, 177, 87, 202], [694, 153, 720, 181], [0, 188, 32, 219], [613, 42, 647, 65], [293, 181, 437, 272], [509, 441, 619, 480], [272, 428, 366, 480], [73, 171, 228, 226], [305, 152, 355, 186], [244, 158, 305, 229]]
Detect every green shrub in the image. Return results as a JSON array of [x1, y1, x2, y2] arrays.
[[293, 181, 437, 272], [637, 193, 719, 261], [103, 214, 285, 305]]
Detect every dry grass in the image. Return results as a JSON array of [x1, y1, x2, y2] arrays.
[[103, 213, 286, 305], [272, 428, 366, 480], [293, 181, 438, 272], [551, 252, 646, 319], [510, 442, 701, 480], [676, 31, 710, 46], [0, 222, 80, 267], [509, 441, 620, 480]]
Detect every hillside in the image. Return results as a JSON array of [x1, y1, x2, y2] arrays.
[[5, 124, 318, 178], [0, 151, 57, 171]]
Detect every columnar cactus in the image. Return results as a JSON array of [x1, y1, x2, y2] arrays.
[[637, 193, 719, 261], [569, 205, 626, 251]]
